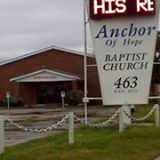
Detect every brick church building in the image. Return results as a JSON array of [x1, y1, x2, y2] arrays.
[[0, 46, 100, 105]]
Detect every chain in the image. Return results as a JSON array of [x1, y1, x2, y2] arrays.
[[123, 106, 156, 122], [87, 108, 121, 128], [5, 106, 156, 132], [5, 114, 69, 133], [74, 114, 85, 124]]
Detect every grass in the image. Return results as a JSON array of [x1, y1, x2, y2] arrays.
[[1, 125, 160, 160]]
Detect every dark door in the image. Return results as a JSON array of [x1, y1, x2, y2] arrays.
[[37, 82, 72, 104]]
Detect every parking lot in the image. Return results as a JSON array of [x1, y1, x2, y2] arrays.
[[2, 107, 67, 146]]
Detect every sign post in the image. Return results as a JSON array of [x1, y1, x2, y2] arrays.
[[6, 91, 11, 113], [68, 112, 74, 144], [119, 107, 125, 132], [61, 91, 65, 112], [154, 104, 160, 127], [83, 0, 89, 124], [86, 0, 160, 105], [0, 116, 4, 154]]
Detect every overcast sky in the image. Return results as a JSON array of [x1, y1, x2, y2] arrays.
[[0, 0, 159, 61], [0, 0, 93, 61]]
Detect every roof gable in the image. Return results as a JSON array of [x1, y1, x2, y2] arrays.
[[10, 69, 80, 82]]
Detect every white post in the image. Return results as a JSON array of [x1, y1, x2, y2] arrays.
[[61, 91, 65, 113], [0, 116, 4, 154], [154, 104, 160, 127], [119, 107, 125, 132], [83, 0, 88, 125], [84, 103, 88, 124], [6, 91, 11, 114], [7, 98, 10, 110], [83, 97, 89, 124], [62, 97, 64, 111], [122, 105, 131, 125], [68, 112, 74, 144], [119, 105, 131, 132]]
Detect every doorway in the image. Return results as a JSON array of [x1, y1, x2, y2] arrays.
[[37, 82, 72, 104]]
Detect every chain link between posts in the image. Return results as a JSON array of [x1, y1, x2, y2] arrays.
[[123, 106, 156, 122], [86, 108, 121, 128], [74, 114, 85, 124], [4, 105, 158, 132], [5, 114, 69, 133]]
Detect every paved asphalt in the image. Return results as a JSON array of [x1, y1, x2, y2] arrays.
[[1, 108, 69, 146]]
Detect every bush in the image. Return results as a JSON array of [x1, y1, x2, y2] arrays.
[[0, 100, 4, 106], [65, 90, 83, 106], [4, 96, 24, 107]]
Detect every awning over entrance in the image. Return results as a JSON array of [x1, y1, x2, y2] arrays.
[[10, 69, 80, 82]]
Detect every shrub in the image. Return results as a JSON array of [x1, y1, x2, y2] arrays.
[[0, 100, 4, 106], [4, 96, 24, 107], [65, 90, 83, 106]]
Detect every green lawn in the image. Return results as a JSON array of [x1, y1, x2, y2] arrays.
[[1, 125, 160, 160]]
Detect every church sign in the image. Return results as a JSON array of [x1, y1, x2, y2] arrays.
[[90, 0, 155, 19], [87, 0, 159, 105]]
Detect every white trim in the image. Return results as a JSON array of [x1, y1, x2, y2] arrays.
[[0, 45, 94, 66], [148, 96, 160, 99], [10, 69, 80, 82]]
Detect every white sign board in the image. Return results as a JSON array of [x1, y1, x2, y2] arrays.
[[87, 0, 160, 105]]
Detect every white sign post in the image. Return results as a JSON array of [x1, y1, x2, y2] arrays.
[[154, 104, 160, 127], [68, 112, 74, 144], [87, 0, 160, 105], [0, 116, 4, 154], [6, 91, 11, 111], [61, 91, 65, 111]]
